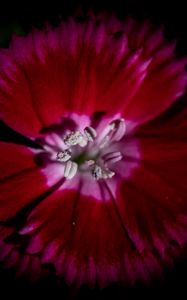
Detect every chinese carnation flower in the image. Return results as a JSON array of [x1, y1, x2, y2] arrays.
[[0, 13, 187, 287]]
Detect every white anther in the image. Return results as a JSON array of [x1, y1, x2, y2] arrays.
[[102, 151, 123, 165], [56, 149, 72, 162], [84, 126, 97, 142], [91, 164, 115, 180], [92, 165, 103, 180], [78, 136, 88, 147], [64, 131, 87, 148], [109, 118, 126, 142], [102, 169, 115, 179], [64, 161, 78, 179]]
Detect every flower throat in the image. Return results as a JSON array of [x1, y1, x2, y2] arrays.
[[45, 118, 126, 181]]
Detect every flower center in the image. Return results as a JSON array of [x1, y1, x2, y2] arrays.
[[43, 118, 126, 180]]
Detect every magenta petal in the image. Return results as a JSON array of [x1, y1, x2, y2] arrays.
[[0, 16, 186, 137], [0, 13, 187, 288]]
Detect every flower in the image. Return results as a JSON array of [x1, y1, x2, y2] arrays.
[[0, 13, 187, 288]]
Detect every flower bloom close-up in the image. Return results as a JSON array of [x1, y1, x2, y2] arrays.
[[0, 12, 187, 288]]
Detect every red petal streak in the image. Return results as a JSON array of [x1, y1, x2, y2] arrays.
[[23, 187, 133, 284], [118, 165, 187, 258], [10, 30, 72, 128], [140, 138, 187, 162], [0, 142, 36, 181], [133, 100, 187, 139], [0, 17, 185, 134], [22, 182, 165, 286], [0, 49, 41, 137], [123, 59, 187, 126], [0, 143, 64, 221], [0, 168, 46, 220]]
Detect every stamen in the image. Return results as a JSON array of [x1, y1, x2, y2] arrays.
[[99, 135, 110, 149], [99, 118, 126, 148], [102, 169, 115, 179], [46, 117, 126, 181], [84, 126, 97, 142], [102, 151, 123, 165], [57, 149, 72, 162], [64, 131, 87, 147], [108, 118, 126, 142], [92, 165, 103, 180], [43, 145, 55, 154], [91, 164, 115, 180], [64, 160, 78, 179]]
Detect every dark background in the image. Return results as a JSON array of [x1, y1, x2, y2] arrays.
[[0, 0, 187, 299]]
